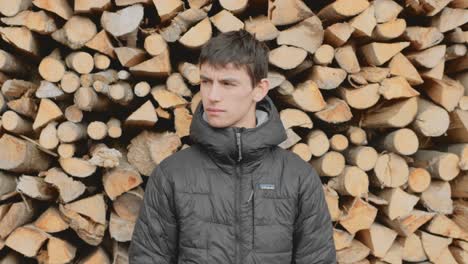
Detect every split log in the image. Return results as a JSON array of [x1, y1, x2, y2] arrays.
[[125, 100, 157, 127], [210, 10, 244, 33], [2, 79, 38, 98], [446, 109, 468, 143], [0, 26, 39, 56], [403, 26, 443, 50], [324, 22, 354, 47], [406, 45, 446, 69], [0, 200, 35, 240], [74, 87, 111, 112], [269, 45, 307, 70], [151, 85, 187, 109], [1, 10, 56, 35], [425, 214, 468, 241], [113, 188, 143, 222], [0, 134, 51, 173], [160, 8, 207, 42], [267, 0, 313, 26], [32, 0, 73, 20], [179, 17, 212, 49], [420, 231, 455, 263], [5, 225, 48, 257], [290, 143, 312, 162], [152, 0, 183, 22], [361, 97, 418, 128], [34, 206, 68, 233], [0, 0, 32, 17], [372, 19, 406, 41], [52, 16, 97, 50], [85, 30, 116, 58], [44, 168, 85, 203], [333, 228, 353, 250], [127, 131, 181, 175], [452, 200, 468, 232], [360, 42, 410, 66], [75, 0, 111, 13], [349, 5, 376, 37], [338, 84, 380, 110], [77, 246, 111, 264], [129, 50, 171, 77], [336, 239, 370, 263], [0, 171, 17, 200], [379, 76, 419, 100], [432, 7, 468, 33], [276, 16, 323, 54], [278, 128, 301, 149], [381, 209, 434, 237], [0, 49, 27, 75], [335, 45, 360, 74], [277, 80, 326, 112], [317, 0, 370, 24], [420, 181, 453, 214], [356, 223, 397, 258], [450, 172, 467, 198], [37, 236, 76, 264], [421, 76, 464, 112], [101, 4, 144, 38], [59, 157, 97, 178], [33, 98, 63, 131], [324, 186, 341, 221], [306, 66, 347, 90], [374, 0, 402, 23], [315, 97, 352, 124], [400, 233, 428, 262], [59, 203, 106, 246], [17, 175, 56, 201], [109, 211, 135, 242], [377, 187, 419, 220], [279, 108, 313, 130], [339, 197, 378, 234]]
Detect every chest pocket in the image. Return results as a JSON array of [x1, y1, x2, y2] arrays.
[[254, 182, 296, 227]]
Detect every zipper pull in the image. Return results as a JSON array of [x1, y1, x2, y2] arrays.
[[246, 189, 253, 204], [236, 132, 242, 162]]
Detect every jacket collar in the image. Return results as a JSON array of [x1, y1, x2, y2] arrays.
[[189, 95, 287, 173]]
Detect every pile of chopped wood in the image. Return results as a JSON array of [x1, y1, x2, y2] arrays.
[[0, 0, 467, 263]]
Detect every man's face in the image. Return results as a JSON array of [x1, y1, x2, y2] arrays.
[[200, 63, 260, 129]]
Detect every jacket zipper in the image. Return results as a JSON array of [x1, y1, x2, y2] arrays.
[[234, 128, 243, 264]]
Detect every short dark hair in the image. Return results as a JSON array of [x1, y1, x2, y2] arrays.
[[199, 29, 269, 87]]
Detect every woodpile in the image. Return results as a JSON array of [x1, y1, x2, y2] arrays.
[[0, 0, 467, 263]]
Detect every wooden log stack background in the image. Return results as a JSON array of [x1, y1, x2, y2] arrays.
[[0, 0, 467, 263]]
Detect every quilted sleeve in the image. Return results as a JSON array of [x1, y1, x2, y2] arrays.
[[129, 165, 178, 264], [292, 168, 337, 264]]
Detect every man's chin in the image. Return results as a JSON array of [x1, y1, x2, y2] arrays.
[[206, 117, 231, 128]]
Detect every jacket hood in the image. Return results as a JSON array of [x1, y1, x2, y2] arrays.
[[190, 95, 287, 172]]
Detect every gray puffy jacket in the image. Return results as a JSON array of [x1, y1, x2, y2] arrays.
[[129, 95, 336, 263]]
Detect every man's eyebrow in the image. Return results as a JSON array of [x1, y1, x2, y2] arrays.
[[200, 75, 240, 83]]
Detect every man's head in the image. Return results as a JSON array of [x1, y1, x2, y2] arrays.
[[198, 30, 270, 129]]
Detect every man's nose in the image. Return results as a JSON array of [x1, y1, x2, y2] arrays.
[[208, 82, 222, 101]]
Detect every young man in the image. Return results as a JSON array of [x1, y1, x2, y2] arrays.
[[129, 30, 336, 263]]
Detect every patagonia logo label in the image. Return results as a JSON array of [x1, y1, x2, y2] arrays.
[[259, 184, 275, 190]]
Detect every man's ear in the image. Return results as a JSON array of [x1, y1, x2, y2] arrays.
[[253, 78, 270, 102]]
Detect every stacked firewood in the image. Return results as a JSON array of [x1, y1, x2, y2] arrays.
[[0, 0, 467, 263]]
